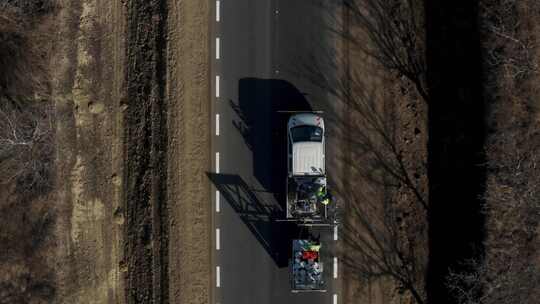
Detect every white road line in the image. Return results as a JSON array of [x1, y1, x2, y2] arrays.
[[216, 0, 220, 22], [216, 228, 221, 250], [215, 114, 220, 136], [333, 257, 338, 278], [216, 266, 221, 287], [216, 37, 220, 59], [215, 75, 220, 98], [215, 152, 220, 173], [216, 190, 220, 212], [214, 0, 222, 293], [333, 293, 338, 304], [334, 225, 338, 241]]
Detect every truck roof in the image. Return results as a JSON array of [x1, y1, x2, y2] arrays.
[[292, 142, 325, 175]]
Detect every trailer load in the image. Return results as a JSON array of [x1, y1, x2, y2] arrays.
[[291, 239, 326, 292]]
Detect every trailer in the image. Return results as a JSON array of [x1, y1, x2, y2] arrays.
[[291, 239, 326, 292]]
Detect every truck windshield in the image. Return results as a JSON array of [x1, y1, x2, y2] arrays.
[[291, 126, 323, 142]]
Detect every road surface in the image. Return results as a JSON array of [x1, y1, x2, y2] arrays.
[[211, 1, 343, 303]]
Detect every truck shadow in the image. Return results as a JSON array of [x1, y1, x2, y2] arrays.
[[230, 78, 312, 205], [207, 172, 301, 267]]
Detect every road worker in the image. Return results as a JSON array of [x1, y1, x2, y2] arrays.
[[309, 242, 321, 252], [317, 185, 326, 198], [321, 197, 330, 205], [317, 185, 331, 206]]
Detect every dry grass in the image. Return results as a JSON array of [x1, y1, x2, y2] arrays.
[[0, 2, 55, 196], [0, 2, 57, 304], [0, 2, 51, 97], [446, 1, 540, 303]]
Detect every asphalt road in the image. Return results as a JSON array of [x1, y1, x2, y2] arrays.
[[212, 1, 342, 303]]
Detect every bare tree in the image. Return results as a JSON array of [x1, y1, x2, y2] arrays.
[[0, 99, 54, 192], [443, 1, 540, 303], [302, 48, 428, 211], [446, 258, 540, 304], [0, 2, 49, 97], [0, 3, 54, 194], [334, 92, 427, 303], [342, 181, 426, 304], [302, 49, 428, 302], [296, 1, 429, 302], [320, 0, 428, 102], [480, 0, 538, 81]]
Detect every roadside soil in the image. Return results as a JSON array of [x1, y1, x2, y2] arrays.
[[1, 0, 211, 303], [338, 48, 429, 304], [336, 2, 429, 304], [166, 0, 212, 303]]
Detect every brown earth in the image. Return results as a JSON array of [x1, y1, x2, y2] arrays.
[[166, 0, 211, 303], [0, 0, 211, 303], [335, 1, 429, 304]]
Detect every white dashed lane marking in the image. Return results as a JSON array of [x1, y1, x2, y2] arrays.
[[216, 190, 220, 212], [216, 266, 221, 287], [214, 0, 221, 297], [334, 225, 338, 241], [216, 0, 221, 22], [215, 75, 220, 98], [215, 152, 220, 173], [216, 37, 221, 59], [333, 294, 338, 304], [333, 257, 338, 278], [216, 228, 221, 250]]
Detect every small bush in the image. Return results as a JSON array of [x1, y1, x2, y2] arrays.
[[0, 2, 54, 195]]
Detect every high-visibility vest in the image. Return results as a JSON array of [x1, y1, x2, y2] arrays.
[[317, 186, 326, 197], [309, 244, 321, 251]]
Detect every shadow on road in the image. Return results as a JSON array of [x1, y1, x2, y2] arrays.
[[208, 172, 304, 268], [230, 78, 313, 204]]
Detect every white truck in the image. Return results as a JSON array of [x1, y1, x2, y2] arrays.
[[285, 112, 336, 226]]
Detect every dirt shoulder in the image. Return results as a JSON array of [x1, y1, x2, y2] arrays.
[[166, 0, 212, 303]]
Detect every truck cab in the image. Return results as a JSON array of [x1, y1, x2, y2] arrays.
[[287, 113, 325, 177]]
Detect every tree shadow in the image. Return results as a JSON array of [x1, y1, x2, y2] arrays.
[[299, 1, 487, 303], [424, 1, 486, 303], [294, 42, 428, 302], [230, 78, 313, 204], [289, 1, 430, 301], [208, 172, 305, 267]]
